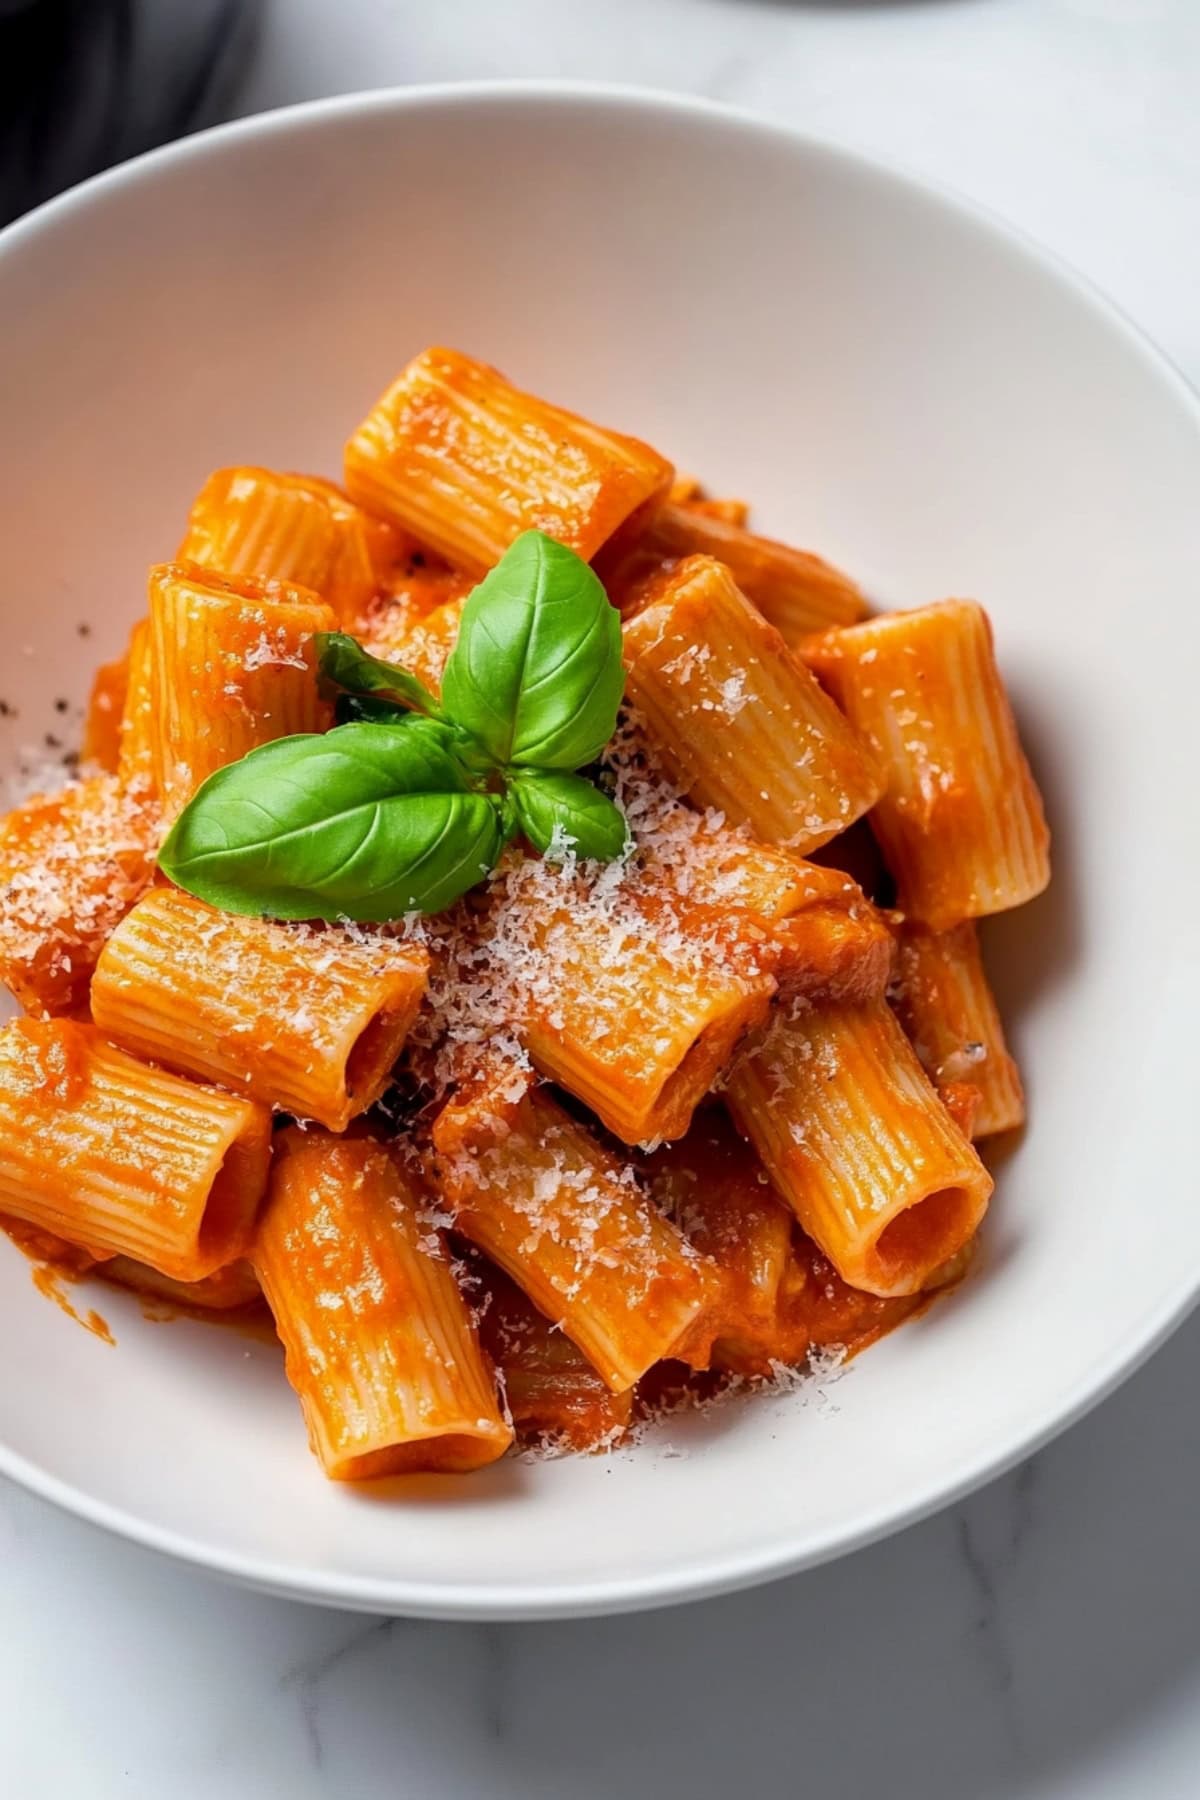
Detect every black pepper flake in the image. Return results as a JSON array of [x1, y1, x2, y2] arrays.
[[77, 623, 92, 638], [44, 733, 62, 750], [54, 698, 69, 714], [0, 700, 13, 718]]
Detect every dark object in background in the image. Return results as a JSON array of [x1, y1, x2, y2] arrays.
[[0, 0, 260, 226]]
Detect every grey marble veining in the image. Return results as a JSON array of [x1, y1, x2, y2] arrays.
[[5, 1301, 1200, 1797], [5, 2, 1200, 1794]]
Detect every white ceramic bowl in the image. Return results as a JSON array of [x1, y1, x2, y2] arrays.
[[1, 84, 1198, 1620]]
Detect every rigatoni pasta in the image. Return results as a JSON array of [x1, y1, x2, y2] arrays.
[[490, 852, 777, 1145], [92, 887, 429, 1130], [253, 1129, 512, 1477], [117, 619, 158, 792], [804, 601, 1051, 928], [888, 918, 1024, 1137], [179, 466, 395, 626], [147, 561, 334, 815], [726, 997, 992, 1297], [0, 773, 158, 1016], [0, 341, 1051, 1489], [432, 1063, 719, 1392], [0, 1018, 271, 1280], [645, 821, 894, 1003], [522, 935, 773, 1148], [344, 346, 673, 573], [622, 555, 882, 852], [598, 499, 867, 639]]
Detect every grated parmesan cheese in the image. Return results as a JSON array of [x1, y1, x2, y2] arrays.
[[396, 711, 776, 1109], [0, 773, 162, 1015]]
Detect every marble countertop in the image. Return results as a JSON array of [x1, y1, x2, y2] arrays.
[[7, 2, 1200, 1794]]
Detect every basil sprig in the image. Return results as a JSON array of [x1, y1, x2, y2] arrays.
[[158, 531, 629, 921]]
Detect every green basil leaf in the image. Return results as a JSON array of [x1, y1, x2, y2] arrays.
[[510, 769, 628, 862], [158, 721, 503, 921], [440, 531, 624, 770], [317, 631, 444, 719]]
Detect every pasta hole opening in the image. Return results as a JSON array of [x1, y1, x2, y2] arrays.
[[344, 1005, 411, 1114], [329, 1428, 513, 1481], [872, 1186, 973, 1287], [632, 992, 772, 1146], [197, 1131, 270, 1271]]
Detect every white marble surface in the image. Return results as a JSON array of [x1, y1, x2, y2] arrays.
[[7, 2, 1200, 1794]]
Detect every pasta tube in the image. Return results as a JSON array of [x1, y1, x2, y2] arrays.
[[0, 1018, 271, 1280], [117, 619, 157, 792], [622, 555, 882, 852], [253, 1129, 512, 1478], [344, 347, 673, 573], [726, 998, 992, 1297], [888, 918, 1024, 1137], [179, 467, 398, 625], [645, 818, 894, 1003], [147, 561, 334, 815], [0, 774, 158, 1016], [504, 862, 777, 1144], [92, 888, 429, 1130], [804, 601, 1050, 927], [598, 500, 867, 639], [432, 1065, 719, 1391]]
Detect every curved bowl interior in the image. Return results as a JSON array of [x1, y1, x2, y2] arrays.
[[0, 86, 1197, 1618]]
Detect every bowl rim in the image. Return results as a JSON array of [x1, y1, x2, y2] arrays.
[[2, 78, 1199, 1620]]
